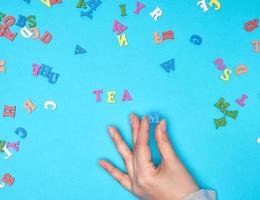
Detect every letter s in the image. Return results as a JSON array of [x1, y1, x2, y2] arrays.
[[220, 69, 232, 81]]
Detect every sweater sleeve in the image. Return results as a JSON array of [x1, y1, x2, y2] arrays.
[[182, 189, 216, 200]]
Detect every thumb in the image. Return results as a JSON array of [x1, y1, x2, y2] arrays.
[[154, 120, 178, 162]]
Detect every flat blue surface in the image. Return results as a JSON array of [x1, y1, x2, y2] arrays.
[[1, 0, 260, 199]]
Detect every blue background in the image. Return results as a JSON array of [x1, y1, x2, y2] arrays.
[[1, 0, 260, 199]]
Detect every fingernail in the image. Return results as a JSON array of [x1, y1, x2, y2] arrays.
[[142, 116, 148, 124], [108, 127, 115, 138], [98, 160, 105, 168], [160, 120, 166, 132]]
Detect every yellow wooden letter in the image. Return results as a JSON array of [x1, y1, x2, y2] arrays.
[[107, 91, 116, 104], [41, 0, 51, 7], [220, 69, 232, 81], [209, 0, 221, 11], [117, 34, 128, 47]]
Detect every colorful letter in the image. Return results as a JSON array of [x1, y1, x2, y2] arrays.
[[6, 141, 20, 152], [190, 34, 202, 45], [75, 44, 87, 54], [32, 64, 41, 76], [160, 58, 175, 73], [24, 99, 37, 113], [235, 65, 248, 75], [122, 89, 132, 101], [147, 112, 159, 124], [30, 27, 40, 39], [197, 0, 208, 12], [48, 72, 60, 84], [214, 58, 226, 71], [252, 40, 260, 52], [15, 127, 27, 139], [119, 4, 127, 16], [40, 31, 52, 44], [215, 97, 230, 113], [44, 100, 57, 110], [0, 60, 6, 73], [236, 94, 248, 107], [3, 105, 16, 117], [209, 0, 221, 11], [93, 90, 103, 102], [27, 15, 37, 28], [20, 26, 33, 38], [38, 64, 52, 77], [225, 110, 239, 119], [76, 0, 87, 9], [81, 10, 93, 19], [0, 182, 5, 188], [150, 6, 163, 21], [0, 140, 6, 153], [86, 0, 102, 11], [112, 20, 128, 35], [107, 91, 116, 103], [16, 15, 27, 28], [41, 0, 51, 7], [50, 0, 62, 5], [244, 19, 258, 32], [3, 16, 15, 27], [117, 33, 128, 46], [134, 1, 145, 15], [2, 146, 13, 159], [214, 117, 227, 129], [162, 30, 174, 41], [1, 174, 15, 186], [153, 32, 162, 44], [0, 25, 17, 41], [220, 69, 232, 81], [0, 12, 5, 22]]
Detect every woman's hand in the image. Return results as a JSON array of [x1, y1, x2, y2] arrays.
[[99, 113, 199, 200]]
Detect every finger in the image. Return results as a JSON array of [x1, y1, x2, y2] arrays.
[[98, 160, 132, 191], [130, 113, 140, 145], [134, 116, 153, 171], [154, 120, 178, 162], [135, 116, 150, 146], [108, 127, 134, 178]]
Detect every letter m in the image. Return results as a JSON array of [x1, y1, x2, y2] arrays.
[[148, 112, 159, 124], [160, 58, 175, 73]]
